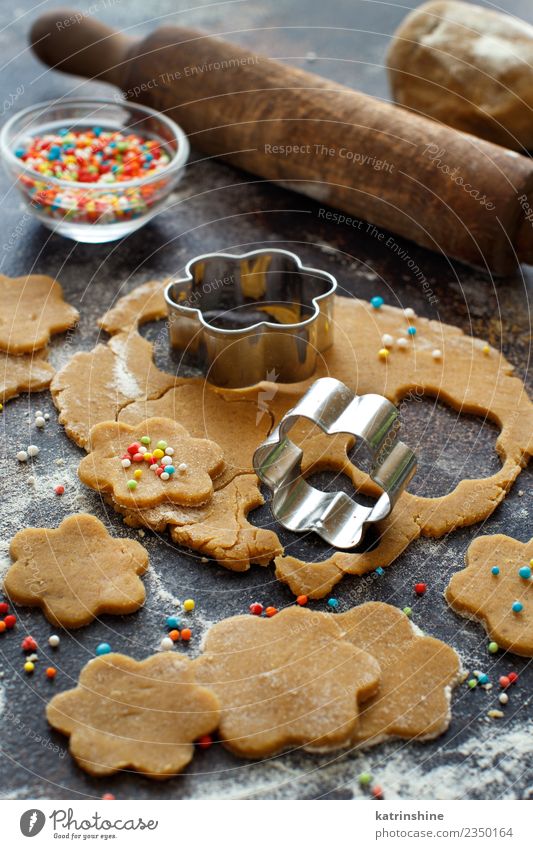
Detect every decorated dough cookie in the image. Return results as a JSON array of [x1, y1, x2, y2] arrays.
[[51, 332, 175, 448], [337, 602, 461, 743], [99, 278, 168, 335], [119, 382, 272, 486], [78, 417, 225, 509], [193, 607, 381, 758], [4, 514, 148, 628], [46, 653, 220, 779], [0, 273, 78, 354], [1, 350, 55, 402], [446, 534, 533, 656]]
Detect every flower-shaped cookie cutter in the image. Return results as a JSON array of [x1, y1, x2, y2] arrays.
[[253, 377, 417, 549], [164, 249, 336, 388]]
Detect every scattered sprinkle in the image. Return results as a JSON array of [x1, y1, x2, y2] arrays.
[[96, 642, 111, 656], [35, 416, 46, 428], [378, 347, 390, 360], [487, 709, 504, 719], [491, 566, 500, 575], [197, 734, 213, 749], [518, 566, 531, 579], [370, 296, 384, 309], [46, 667, 57, 679], [27, 445, 39, 458], [327, 598, 339, 610], [467, 679, 477, 689], [402, 606, 412, 617], [488, 641, 499, 654], [48, 634, 60, 648], [24, 661, 35, 674], [160, 637, 174, 651], [414, 582, 427, 596], [265, 606, 278, 617], [396, 337, 408, 349], [499, 692, 509, 705], [381, 334, 393, 347], [358, 771, 373, 786], [512, 601, 523, 613], [16, 450, 28, 462], [21, 636, 38, 652], [407, 326, 417, 336], [54, 484, 65, 495], [183, 598, 195, 612], [404, 307, 415, 318], [249, 602, 263, 615], [166, 616, 181, 629], [296, 595, 308, 606], [181, 627, 192, 641], [431, 349, 442, 360]]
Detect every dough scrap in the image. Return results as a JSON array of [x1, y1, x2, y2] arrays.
[[387, 0, 533, 151], [269, 297, 533, 597], [51, 332, 175, 448], [119, 382, 273, 487], [446, 534, 533, 656], [338, 602, 461, 743], [4, 514, 148, 628], [0, 273, 78, 354], [78, 417, 225, 509], [1, 350, 55, 402], [46, 653, 220, 779], [98, 278, 168, 335], [193, 606, 381, 758]]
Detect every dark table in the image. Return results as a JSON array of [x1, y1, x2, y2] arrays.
[[1, 0, 532, 800]]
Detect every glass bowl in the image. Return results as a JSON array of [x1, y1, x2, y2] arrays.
[[0, 98, 189, 243]]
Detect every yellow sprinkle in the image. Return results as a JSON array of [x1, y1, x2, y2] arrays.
[[153, 449, 164, 459], [133, 469, 142, 480], [378, 348, 390, 360], [0, 403, 3, 412], [143, 452, 152, 461], [183, 598, 195, 612], [24, 661, 35, 674], [487, 709, 504, 719], [482, 344, 490, 355]]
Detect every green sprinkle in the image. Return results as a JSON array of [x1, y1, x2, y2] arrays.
[[467, 679, 477, 689], [140, 436, 151, 445], [488, 641, 499, 654], [358, 771, 372, 786], [127, 479, 137, 491], [156, 440, 168, 450], [402, 606, 412, 618]]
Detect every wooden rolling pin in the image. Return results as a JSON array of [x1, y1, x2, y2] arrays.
[[31, 10, 533, 274]]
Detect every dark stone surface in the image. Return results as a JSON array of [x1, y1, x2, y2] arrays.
[[0, 0, 532, 800]]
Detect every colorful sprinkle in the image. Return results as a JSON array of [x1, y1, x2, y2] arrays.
[[491, 566, 500, 575], [296, 595, 308, 606], [402, 606, 412, 617], [370, 296, 384, 309], [140, 436, 151, 445], [404, 307, 415, 318], [121, 458, 131, 468], [160, 472, 170, 481], [48, 634, 60, 648], [16, 450, 28, 462], [414, 582, 427, 596], [407, 326, 417, 336], [96, 642, 111, 655], [4, 614, 17, 629], [499, 676, 510, 689], [327, 598, 339, 610], [197, 734, 213, 750], [24, 661, 35, 674], [358, 771, 373, 786], [265, 606, 278, 617], [183, 598, 195, 612], [127, 479, 137, 490], [396, 337, 408, 349], [166, 616, 181, 629], [507, 672, 519, 684], [499, 692, 509, 705], [178, 463, 188, 473], [375, 567, 384, 576], [467, 678, 477, 689], [160, 637, 174, 651], [54, 484, 65, 495], [512, 601, 523, 613], [378, 347, 389, 360], [156, 440, 168, 450], [381, 334, 394, 347], [168, 629, 180, 642], [519, 566, 531, 579], [46, 667, 57, 679], [0, 602, 8, 615], [181, 628, 192, 641], [488, 641, 499, 654], [249, 602, 263, 615], [431, 349, 442, 360], [165, 447, 175, 456], [21, 636, 38, 652], [371, 785, 384, 800], [477, 673, 489, 685]]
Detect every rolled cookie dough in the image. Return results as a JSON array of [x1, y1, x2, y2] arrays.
[[46, 653, 220, 779], [446, 534, 533, 656], [98, 278, 168, 335], [1, 350, 55, 402], [338, 602, 461, 743], [387, 1, 533, 150], [0, 274, 78, 354], [193, 606, 381, 758], [4, 514, 148, 628], [78, 417, 225, 509]]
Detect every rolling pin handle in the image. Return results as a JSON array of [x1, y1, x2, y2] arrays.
[[29, 8, 134, 88]]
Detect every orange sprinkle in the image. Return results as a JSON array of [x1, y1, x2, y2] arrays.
[[181, 628, 192, 641], [265, 606, 278, 617], [45, 667, 57, 679]]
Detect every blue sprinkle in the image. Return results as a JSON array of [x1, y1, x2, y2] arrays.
[[478, 673, 489, 685], [370, 296, 384, 309], [407, 326, 417, 336], [93, 126, 102, 136], [375, 567, 384, 576], [58, 128, 69, 136], [165, 465, 175, 475], [519, 566, 532, 580], [327, 598, 339, 610], [166, 615, 181, 629], [14, 147, 25, 158], [96, 642, 111, 656], [512, 601, 524, 613], [48, 145, 61, 160], [491, 566, 500, 575]]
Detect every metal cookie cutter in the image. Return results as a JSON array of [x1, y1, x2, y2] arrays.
[[164, 249, 336, 388], [253, 377, 417, 549]]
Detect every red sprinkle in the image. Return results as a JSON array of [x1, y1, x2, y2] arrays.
[[127, 443, 141, 455], [249, 603, 263, 616], [372, 785, 384, 800], [499, 675, 510, 689], [414, 582, 427, 596], [197, 734, 213, 750], [132, 452, 144, 463], [507, 672, 519, 684], [0, 602, 8, 615], [102, 793, 115, 800], [296, 595, 308, 606], [21, 636, 38, 652], [54, 485, 65, 495], [4, 614, 17, 629]]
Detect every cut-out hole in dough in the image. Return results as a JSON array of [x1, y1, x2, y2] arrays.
[[399, 394, 502, 499]]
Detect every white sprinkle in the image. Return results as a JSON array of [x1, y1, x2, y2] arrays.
[[35, 416, 45, 428], [35, 410, 43, 417], [178, 463, 188, 473], [160, 637, 174, 651], [160, 456, 172, 466], [44, 413, 50, 421], [396, 337, 408, 349], [499, 692, 509, 705], [381, 333, 394, 347], [161, 472, 170, 481], [16, 450, 28, 462], [48, 635, 60, 648], [27, 476, 36, 486], [404, 307, 416, 318], [27, 445, 39, 458], [432, 349, 442, 360], [164, 447, 174, 456], [121, 458, 131, 468], [150, 463, 158, 471]]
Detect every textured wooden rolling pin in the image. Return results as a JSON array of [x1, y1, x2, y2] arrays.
[[31, 10, 533, 274]]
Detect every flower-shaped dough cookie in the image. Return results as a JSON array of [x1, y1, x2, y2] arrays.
[[193, 607, 381, 757], [46, 653, 220, 779], [1, 350, 55, 402], [446, 534, 533, 656], [0, 274, 79, 354], [4, 514, 149, 628], [337, 602, 461, 743], [78, 417, 225, 509]]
